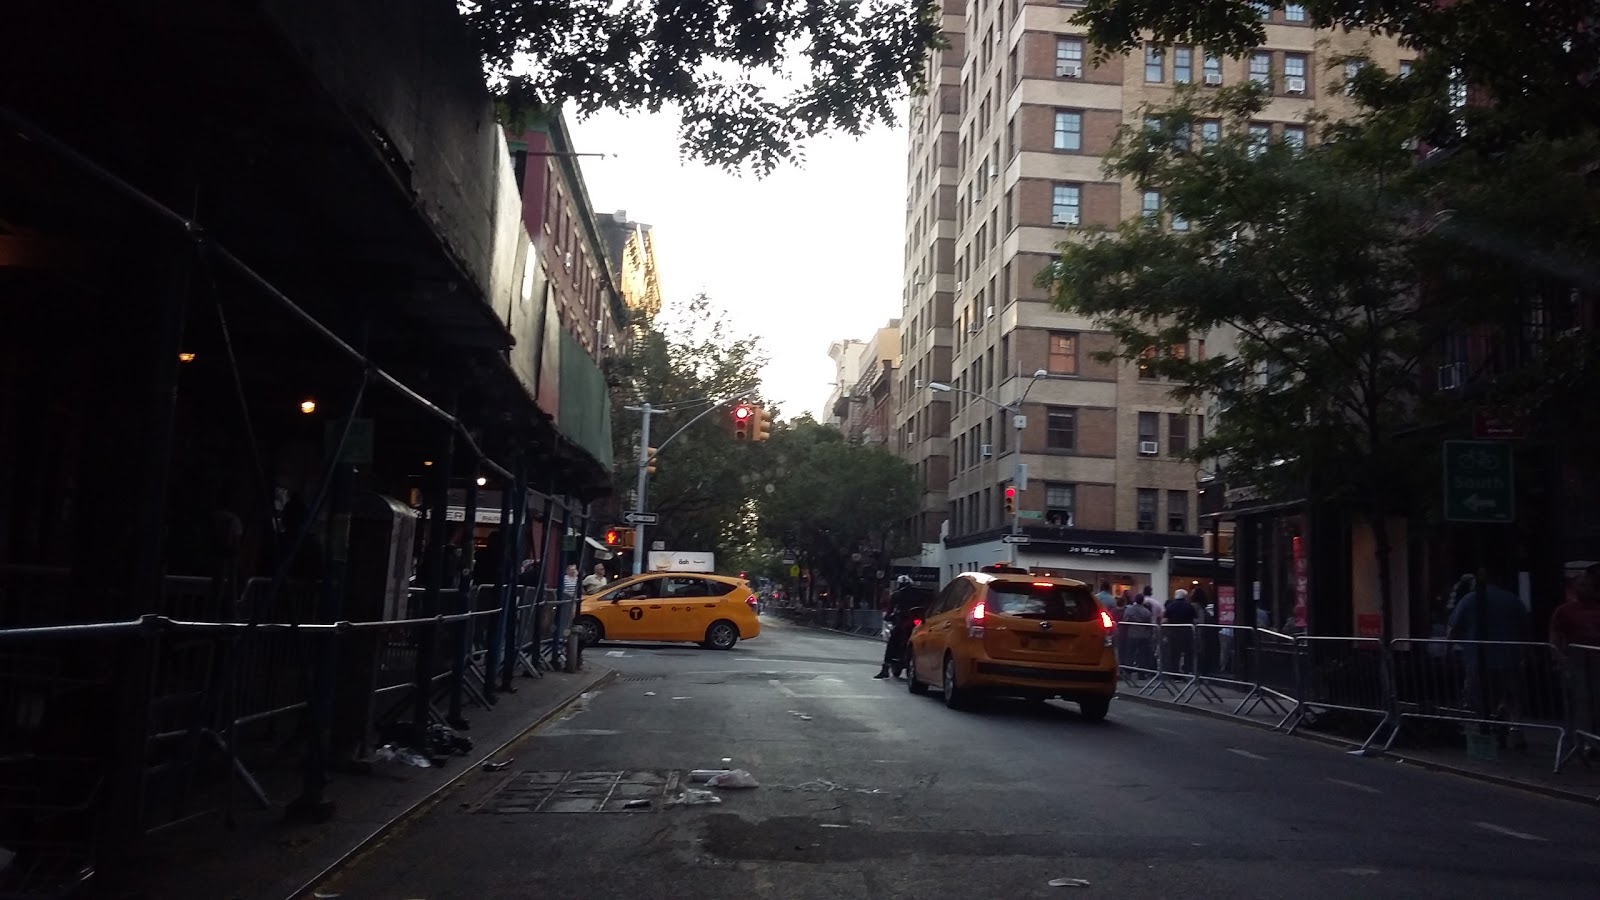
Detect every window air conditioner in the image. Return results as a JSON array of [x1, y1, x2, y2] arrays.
[[1138, 440, 1160, 456], [956, 280, 965, 294], [1052, 213, 1080, 226], [1203, 72, 1223, 86], [967, 321, 981, 334], [987, 159, 998, 180], [980, 443, 994, 457], [1057, 64, 1083, 78], [564, 251, 573, 269], [985, 305, 995, 319], [1285, 76, 1307, 94]]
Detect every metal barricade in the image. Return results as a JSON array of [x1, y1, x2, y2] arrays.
[[1558, 643, 1599, 770], [1387, 638, 1570, 770], [1115, 621, 1172, 696], [1285, 635, 1391, 748]]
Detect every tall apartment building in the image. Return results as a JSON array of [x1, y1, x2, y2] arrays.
[[839, 320, 902, 445], [897, 0, 1401, 595]]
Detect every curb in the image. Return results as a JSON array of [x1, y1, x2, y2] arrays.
[[1116, 690, 1600, 807], [286, 665, 620, 899], [769, 616, 884, 643]]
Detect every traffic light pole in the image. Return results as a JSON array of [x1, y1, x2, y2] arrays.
[[626, 385, 762, 576], [629, 403, 659, 576]]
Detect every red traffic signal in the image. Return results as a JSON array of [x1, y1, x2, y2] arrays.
[[604, 529, 620, 546], [1003, 485, 1017, 515], [733, 404, 752, 439], [734, 405, 752, 420]]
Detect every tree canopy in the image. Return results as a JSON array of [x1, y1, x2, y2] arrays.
[[462, 0, 944, 173], [1071, 0, 1598, 139], [754, 418, 920, 601], [609, 294, 771, 557]]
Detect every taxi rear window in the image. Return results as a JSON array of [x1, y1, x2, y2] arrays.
[[986, 582, 1096, 621]]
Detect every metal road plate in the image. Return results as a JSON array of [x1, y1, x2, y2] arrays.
[[474, 770, 681, 814]]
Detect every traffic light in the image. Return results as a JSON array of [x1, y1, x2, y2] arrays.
[[604, 528, 621, 546], [732, 404, 752, 440], [603, 528, 635, 549], [751, 406, 772, 442], [1003, 484, 1017, 516], [646, 446, 658, 475]]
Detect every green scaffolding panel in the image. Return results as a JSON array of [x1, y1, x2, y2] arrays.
[[557, 330, 614, 471]]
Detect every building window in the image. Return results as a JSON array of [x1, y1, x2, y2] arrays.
[[1045, 484, 1076, 527], [1137, 345, 1158, 379], [1136, 489, 1158, 532], [1167, 47, 1191, 84], [1141, 191, 1161, 222], [1285, 4, 1307, 22], [1399, 60, 1413, 78], [1203, 54, 1223, 84], [1249, 52, 1272, 85], [1248, 123, 1271, 158], [1200, 119, 1221, 146], [1283, 125, 1306, 152], [1137, 412, 1159, 454], [1167, 490, 1189, 532], [1051, 183, 1081, 226], [1053, 110, 1082, 151], [1144, 45, 1164, 83], [1251, 1, 1270, 19], [1169, 414, 1189, 455], [1048, 332, 1079, 374], [1056, 38, 1085, 77], [1284, 53, 1307, 91], [1171, 208, 1190, 231], [1046, 407, 1077, 450]]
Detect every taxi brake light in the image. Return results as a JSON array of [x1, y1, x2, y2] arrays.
[[912, 618, 923, 627], [970, 601, 986, 620], [966, 600, 986, 638], [1100, 609, 1115, 629]]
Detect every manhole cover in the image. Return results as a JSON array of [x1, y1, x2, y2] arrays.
[[475, 770, 680, 814], [620, 675, 663, 683]]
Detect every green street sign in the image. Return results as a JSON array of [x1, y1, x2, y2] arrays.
[[1443, 440, 1514, 523]]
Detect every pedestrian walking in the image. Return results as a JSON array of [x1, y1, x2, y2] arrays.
[[1551, 562, 1600, 752], [582, 563, 608, 595], [1120, 593, 1155, 672], [1448, 567, 1530, 748]]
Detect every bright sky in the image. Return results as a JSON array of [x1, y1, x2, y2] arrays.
[[568, 110, 906, 420]]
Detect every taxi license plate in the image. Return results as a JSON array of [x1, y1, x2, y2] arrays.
[[1019, 635, 1056, 649]]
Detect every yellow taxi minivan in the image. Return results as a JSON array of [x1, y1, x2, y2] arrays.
[[905, 566, 1117, 720], [572, 571, 761, 650]]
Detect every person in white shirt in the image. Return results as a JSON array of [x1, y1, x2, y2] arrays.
[[581, 563, 608, 595]]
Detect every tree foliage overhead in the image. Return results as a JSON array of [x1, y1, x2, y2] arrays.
[[755, 418, 920, 599], [609, 294, 771, 556], [461, 0, 944, 172], [1071, 0, 1598, 138]]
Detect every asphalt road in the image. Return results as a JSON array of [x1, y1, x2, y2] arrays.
[[315, 617, 1600, 899]]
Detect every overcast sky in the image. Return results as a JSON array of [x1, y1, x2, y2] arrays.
[[568, 110, 906, 420]]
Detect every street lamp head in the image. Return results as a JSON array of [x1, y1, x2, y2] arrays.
[[927, 382, 953, 392]]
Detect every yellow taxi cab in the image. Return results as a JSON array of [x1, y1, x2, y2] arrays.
[[904, 565, 1117, 720], [572, 571, 761, 651]]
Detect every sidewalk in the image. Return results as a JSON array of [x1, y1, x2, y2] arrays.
[[1117, 675, 1600, 805], [130, 664, 615, 900]]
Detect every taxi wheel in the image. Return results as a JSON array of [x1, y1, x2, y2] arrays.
[[573, 615, 603, 647], [941, 653, 972, 711], [703, 620, 739, 651], [906, 651, 928, 695], [1078, 696, 1111, 723]]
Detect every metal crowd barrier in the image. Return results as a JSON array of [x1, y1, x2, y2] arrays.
[[1107, 622, 1600, 775], [0, 573, 580, 898]]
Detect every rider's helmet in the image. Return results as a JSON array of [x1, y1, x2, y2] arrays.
[[895, 575, 913, 588]]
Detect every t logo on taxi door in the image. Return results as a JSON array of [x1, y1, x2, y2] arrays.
[[628, 607, 644, 621]]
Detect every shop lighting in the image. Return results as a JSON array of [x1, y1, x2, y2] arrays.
[[477, 476, 488, 486], [299, 399, 316, 414], [177, 352, 196, 363]]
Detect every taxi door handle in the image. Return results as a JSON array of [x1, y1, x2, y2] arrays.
[[649, 604, 662, 609]]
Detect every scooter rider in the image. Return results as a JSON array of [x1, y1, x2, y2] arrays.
[[875, 576, 921, 679]]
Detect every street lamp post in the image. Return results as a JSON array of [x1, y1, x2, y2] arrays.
[[928, 370, 1052, 564]]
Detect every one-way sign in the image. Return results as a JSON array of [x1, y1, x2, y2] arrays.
[[623, 512, 659, 525], [1001, 534, 1031, 545]]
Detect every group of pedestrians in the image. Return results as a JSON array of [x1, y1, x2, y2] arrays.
[[1098, 583, 1210, 675]]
